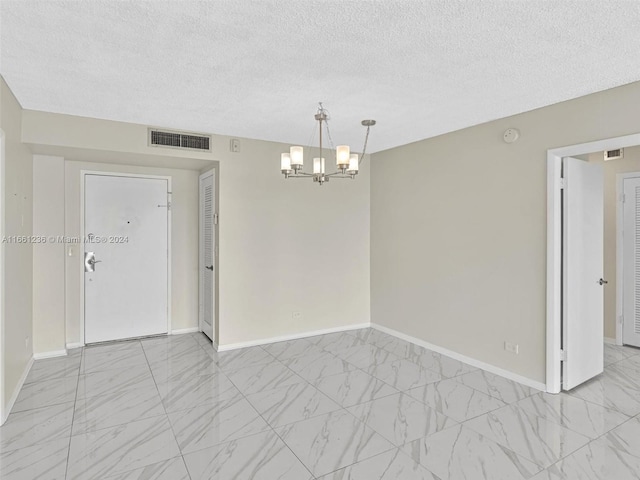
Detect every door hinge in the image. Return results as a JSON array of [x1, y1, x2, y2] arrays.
[[621, 193, 626, 203], [214, 213, 218, 225], [619, 315, 624, 325], [559, 177, 566, 189], [560, 349, 567, 361]]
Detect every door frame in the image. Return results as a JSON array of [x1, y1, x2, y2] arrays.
[[0, 129, 5, 424], [547, 133, 640, 393], [616, 171, 640, 346], [198, 168, 217, 344], [80, 171, 172, 345]]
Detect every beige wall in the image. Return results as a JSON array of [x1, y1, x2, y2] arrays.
[[371, 80, 640, 385], [33, 155, 66, 353], [0, 77, 33, 415], [23, 111, 371, 349], [217, 143, 370, 346], [63, 161, 199, 346], [588, 147, 640, 340]]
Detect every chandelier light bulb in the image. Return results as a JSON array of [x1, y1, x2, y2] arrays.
[[336, 145, 350, 168]]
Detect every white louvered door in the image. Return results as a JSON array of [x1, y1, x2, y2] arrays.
[[623, 177, 640, 347], [199, 171, 216, 341]]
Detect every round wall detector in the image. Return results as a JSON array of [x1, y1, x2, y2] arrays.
[[503, 128, 520, 144]]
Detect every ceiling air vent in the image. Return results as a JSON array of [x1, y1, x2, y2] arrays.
[[604, 148, 623, 161], [149, 128, 211, 151]]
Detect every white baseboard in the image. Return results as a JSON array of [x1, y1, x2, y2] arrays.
[[604, 337, 617, 345], [371, 323, 546, 392], [171, 327, 199, 335], [33, 350, 67, 360], [66, 342, 84, 350], [216, 323, 371, 352], [1, 356, 34, 425]]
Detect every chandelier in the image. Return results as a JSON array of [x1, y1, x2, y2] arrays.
[[280, 103, 376, 185]]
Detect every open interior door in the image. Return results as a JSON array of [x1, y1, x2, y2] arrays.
[[562, 157, 604, 390]]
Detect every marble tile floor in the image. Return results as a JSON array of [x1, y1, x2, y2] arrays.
[[1, 331, 639, 479]]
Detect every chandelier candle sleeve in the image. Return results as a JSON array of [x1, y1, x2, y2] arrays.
[[290, 146, 303, 169], [336, 145, 350, 168], [348, 154, 359, 173], [313, 158, 325, 174], [281, 153, 292, 172]]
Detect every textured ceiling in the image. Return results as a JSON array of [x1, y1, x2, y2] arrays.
[[2, 1, 640, 152]]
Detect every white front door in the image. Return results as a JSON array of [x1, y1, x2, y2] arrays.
[[562, 157, 605, 390], [623, 177, 640, 347], [199, 171, 216, 341], [84, 174, 169, 343]]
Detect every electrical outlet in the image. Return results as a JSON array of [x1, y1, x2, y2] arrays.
[[504, 341, 519, 354], [292, 311, 302, 321]]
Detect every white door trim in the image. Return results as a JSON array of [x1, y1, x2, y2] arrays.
[[198, 168, 216, 341], [0, 129, 5, 424], [617, 171, 640, 346], [80, 171, 172, 345], [546, 133, 640, 393]]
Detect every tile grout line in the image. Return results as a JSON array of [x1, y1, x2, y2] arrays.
[[140, 336, 195, 480], [64, 336, 198, 479], [342, 331, 582, 474], [284, 337, 465, 478], [66, 340, 174, 477], [209, 341, 318, 479], [64, 345, 84, 480], [264, 344, 400, 480], [214, 336, 403, 478], [260, 336, 443, 478]]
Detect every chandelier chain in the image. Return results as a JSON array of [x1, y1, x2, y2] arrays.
[[359, 125, 371, 165], [323, 119, 336, 153], [307, 121, 317, 151], [318, 103, 336, 152]]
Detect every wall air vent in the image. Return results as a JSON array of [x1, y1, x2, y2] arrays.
[[149, 128, 211, 151], [604, 148, 623, 161]]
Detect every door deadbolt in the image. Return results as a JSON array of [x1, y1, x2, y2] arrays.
[[598, 278, 608, 286]]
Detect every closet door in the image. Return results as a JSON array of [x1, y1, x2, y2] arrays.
[[199, 171, 216, 341], [623, 177, 640, 347]]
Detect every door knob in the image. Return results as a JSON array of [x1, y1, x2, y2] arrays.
[[205, 265, 213, 271], [598, 278, 608, 286]]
